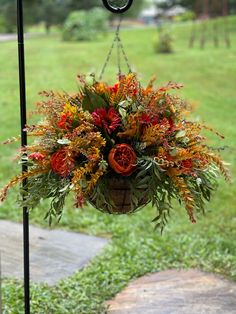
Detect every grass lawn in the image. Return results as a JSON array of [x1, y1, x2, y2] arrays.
[[0, 17, 236, 313]]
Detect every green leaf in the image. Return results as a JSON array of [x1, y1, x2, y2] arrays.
[[176, 130, 186, 138], [169, 148, 178, 156], [182, 137, 190, 144], [82, 87, 108, 112], [59, 184, 71, 193], [131, 195, 139, 206], [118, 107, 127, 120], [132, 103, 138, 111], [152, 215, 161, 223], [136, 184, 148, 189], [196, 178, 202, 186], [158, 98, 165, 105], [57, 138, 71, 145], [153, 167, 161, 180], [118, 100, 129, 108], [136, 168, 148, 179], [137, 176, 149, 185]]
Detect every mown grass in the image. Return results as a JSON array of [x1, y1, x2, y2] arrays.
[[0, 17, 236, 313]]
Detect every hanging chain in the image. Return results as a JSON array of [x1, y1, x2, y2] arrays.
[[99, 15, 132, 80], [99, 18, 122, 80], [117, 31, 122, 77], [117, 34, 132, 74]]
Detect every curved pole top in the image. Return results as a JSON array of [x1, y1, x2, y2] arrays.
[[102, 0, 133, 14]]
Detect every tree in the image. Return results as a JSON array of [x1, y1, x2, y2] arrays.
[[153, 0, 195, 10], [0, 0, 103, 34], [0, 0, 147, 34], [33, 0, 103, 33], [153, 0, 235, 14], [67, 0, 102, 11], [0, 0, 37, 33], [35, 0, 71, 33]]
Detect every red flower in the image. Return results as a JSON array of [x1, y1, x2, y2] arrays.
[[131, 88, 138, 96], [51, 148, 75, 177], [140, 113, 151, 125], [108, 144, 137, 176], [28, 152, 45, 161], [181, 159, 193, 169], [92, 107, 121, 134], [57, 112, 73, 130], [140, 113, 159, 126], [168, 117, 175, 132], [75, 193, 85, 208], [109, 83, 119, 94]]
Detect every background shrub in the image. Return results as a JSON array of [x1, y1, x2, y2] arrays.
[[175, 10, 196, 23], [154, 31, 173, 54], [0, 13, 15, 33], [62, 8, 108, 42]]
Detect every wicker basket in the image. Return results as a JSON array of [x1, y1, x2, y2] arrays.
[[89, 177, 149, 214]]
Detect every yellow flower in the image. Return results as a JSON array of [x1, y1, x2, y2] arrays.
[[64, 103, 77, 114], [95, 82, 108, 94]]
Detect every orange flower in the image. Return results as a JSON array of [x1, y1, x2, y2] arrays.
[[51, 148, 75, 177], [108, 144, 137, 176]]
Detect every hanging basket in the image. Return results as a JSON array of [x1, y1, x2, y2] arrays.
[[0, 73, 229, 230], [89, 177, 149, 214]]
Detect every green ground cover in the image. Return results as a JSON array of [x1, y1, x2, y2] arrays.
[[0, 17, 236, 313]]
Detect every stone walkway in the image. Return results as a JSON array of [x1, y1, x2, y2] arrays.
[[0, 220, 108, 285], [0, 34, 18, 42], [0, 33, 41, 42], [107, 269, 236, 314]]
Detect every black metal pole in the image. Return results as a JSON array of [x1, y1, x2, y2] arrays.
[[16, 0, 30, 313]]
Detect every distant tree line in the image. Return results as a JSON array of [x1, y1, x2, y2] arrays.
[[0, 0, 146, 33], [1, 0, 234, 34], [155, 0, 236, 14]]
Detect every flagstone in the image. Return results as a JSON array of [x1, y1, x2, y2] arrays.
[[107, 269, 236, 314], [0, 220, 108, 285]]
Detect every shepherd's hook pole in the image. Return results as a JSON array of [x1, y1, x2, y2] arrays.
[[17, 0, 30, 313]]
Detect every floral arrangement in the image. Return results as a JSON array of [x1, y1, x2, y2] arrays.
[[0, 73, 230, 230]]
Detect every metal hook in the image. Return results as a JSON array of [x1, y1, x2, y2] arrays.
[[102, 0, 133, 14]]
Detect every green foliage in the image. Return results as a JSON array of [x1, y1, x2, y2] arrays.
[[0, 0, 38, 33], [175, 10, 196, 22], [68, 0, 102, 11], [154, 31, 173, 54], [21, 172, 71, 224], [62, 8, 109, 42], [0, 1, 16, 33], [0, 0, 104, 34], [0, 14, 7, 33], [134, 157, 173, 231], [82, 87, 108, 112], [35, 0, 71, 33]]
